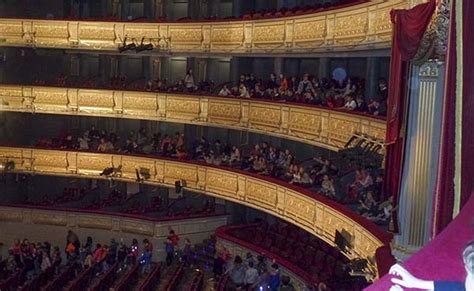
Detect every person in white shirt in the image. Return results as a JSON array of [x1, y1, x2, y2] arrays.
[[244, 261, 259, 288], [343, 78, 356, 96], [343, 95, 357, 110], [184, 69, 195, 91], [218, 85, 232, 96], [359, 169, 374, 189], [239, 84, 250, 98]]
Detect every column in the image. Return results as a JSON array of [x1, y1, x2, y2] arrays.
[[98, 55, 108, 83], [196, 58, 208, 81], [230, 57, 240, 85], [274, 58, 283, 75], [208, 0, 218, 17], [365, 57, 380, 99], [318, 57, 330, 78], [232, 0, 242, 17], [154, 0, 164, 18], [283, 58, 300, 77], [163, 1, 172, 19], [276, 0, 286, 10], [112, 0, 120, 17], [144, 0, 153, 19], [188, 0, 196, 18], [142, 57, 151, 79], [188, 0, 207, 19], [393, 60, 445, 260], [70, 54, 80, 76], [150, 57, 161, 80], [110, 56, 119, 77], [118, 56, 128, 77], [200, 0, 209, 18], [121, 0, 130, 20], [0, 50, 6, 82], [256, 0, 274, 10], [160, 57, 171, 82]]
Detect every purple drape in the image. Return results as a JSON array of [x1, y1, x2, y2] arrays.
[[433, 0, 474, 236], [384, 0, 435, 233]]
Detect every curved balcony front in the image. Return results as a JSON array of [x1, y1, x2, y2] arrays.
[[0, 146, 391, 278], [0, 204, 228, 258], [0, 0, 413, 54], [0, 84, 385, 151]]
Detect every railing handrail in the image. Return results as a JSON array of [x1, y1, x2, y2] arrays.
[[138, 263, 161, 291], [43, 264, 75, 291], [116, 263, 140, 291], [0, 83, 386, 121], [164, 264, 185, 291], [0, 144, 391, 245], [0, 145, 392, 279], [88, 262, 119, 291]]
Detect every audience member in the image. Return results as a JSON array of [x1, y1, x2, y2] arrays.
[[268, 263, 281, 291], [164, 239, 174, 266], [30, 70, 386, 116], [280, 275, 296, 291], [228, 255, 245, 288], [244, 261, 259, 288]]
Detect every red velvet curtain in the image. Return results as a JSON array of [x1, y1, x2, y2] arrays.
[[460, 1, 474, 209], [433, 0, 474, 236], [432, 1, 456, 236], [385, 0, 435, 233]]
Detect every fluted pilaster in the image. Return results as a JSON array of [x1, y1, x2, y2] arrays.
[[393, 60, 444, 259]]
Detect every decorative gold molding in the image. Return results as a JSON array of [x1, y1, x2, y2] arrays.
[[0, 85, 386, 151], [0, 147, 390, 278], [0, 1, 415, 54], [0, 205, 228, 238]]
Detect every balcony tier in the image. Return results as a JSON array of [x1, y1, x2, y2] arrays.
[[0, 84, 386, 151], [0, 146, 391, 278], [0, 0, 414, 55]]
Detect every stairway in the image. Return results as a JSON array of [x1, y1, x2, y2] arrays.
[[154, 261, 180, 291], [130, 262, 159, 291]]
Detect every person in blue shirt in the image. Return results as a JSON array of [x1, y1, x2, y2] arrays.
[[139, 249, 152, 274], [389, 241, 474, 291], [164, 239, 174, 266], [268, 263, 281, 291]]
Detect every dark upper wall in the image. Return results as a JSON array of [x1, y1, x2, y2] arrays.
[[0, 0, 347, 21], [0, 47, 390, 98]]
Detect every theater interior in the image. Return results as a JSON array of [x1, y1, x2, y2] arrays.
[[0, 0, 472, 290]]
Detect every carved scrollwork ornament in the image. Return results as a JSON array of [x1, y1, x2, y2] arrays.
[[434, 0, 450, 57], [413, 0, 450, 65]]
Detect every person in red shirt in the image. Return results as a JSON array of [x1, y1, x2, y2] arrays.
[[167, 228, 180, 248], [11, 239, 21, 255], [93, 244, 106, 263]]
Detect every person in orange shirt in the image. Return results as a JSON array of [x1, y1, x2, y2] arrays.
[[279, 74, 288, 92], [66, 242, 76, 260]]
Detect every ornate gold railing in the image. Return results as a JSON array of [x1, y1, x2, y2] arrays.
[[0, 84, 386, 151], [0, 146, 391, 277], [0, 0, 412, 54]]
